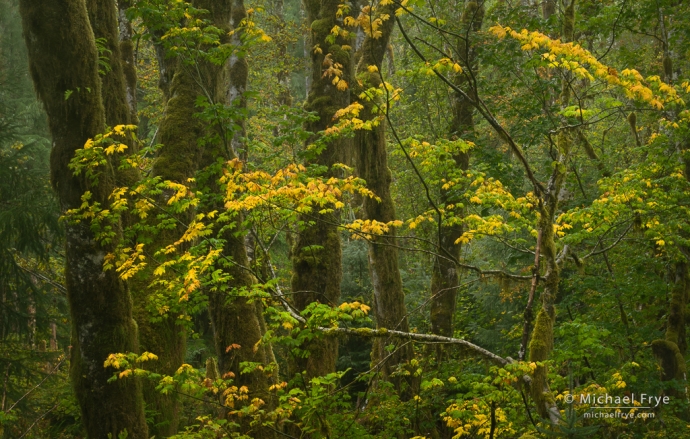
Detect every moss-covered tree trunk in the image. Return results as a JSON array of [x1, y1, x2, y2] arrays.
[[352, 5, 415, 383], [289, 0, 352, 380], [134, 58, 205, 437], [430, 1, 483, 345], [652, 15, 690, 390], [274, 0, 292, 107], [652, 263, 688, 383], [527, 0, 575, 423], [18, 0, 147, 437]]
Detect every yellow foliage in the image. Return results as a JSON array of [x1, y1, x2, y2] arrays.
[[489, 25, 681, 109]]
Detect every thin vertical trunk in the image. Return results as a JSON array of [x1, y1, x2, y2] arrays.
[[652, 2, 689, 393], [137, 62, 201, 438], [290, 0, 352, 380], [430, 0, 483, 345], [353, 4, 414, 383], [275, 0, 292, 107], [117, 0, 138, 124], [18, 0, 147, 437]]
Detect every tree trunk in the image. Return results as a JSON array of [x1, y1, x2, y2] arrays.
[[18, 0, 147, 437], [85, 0, 133, 127], [289, 0, 352, 381], [133, 50, 208, 436], [652, 263, 688, 382], [352, 5, 415, 384], [274, 0, 292, 107], [527, 0, 575, 423], [542, 0, 556, 19], [117, 0, 138, 124], [191, 2, 278, 434], [430, 0, 483, 345]]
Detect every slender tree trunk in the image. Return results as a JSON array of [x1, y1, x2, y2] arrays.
[[133, 57, 204, 437], [275, 0, 292, 107], [117, 0, 138, 124], [653, 5, 690, 398], [191, 2, 278, 434], [430, 0, 483, 345], [18, 1, 147, 437]]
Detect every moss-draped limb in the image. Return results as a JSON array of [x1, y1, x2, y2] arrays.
[[18, 0, 147, 436]]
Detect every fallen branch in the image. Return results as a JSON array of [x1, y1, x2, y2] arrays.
[[262, 257, 512, 366]]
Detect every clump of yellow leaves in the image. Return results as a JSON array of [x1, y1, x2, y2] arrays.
[[353, 5, 390, 39], [345, 218, 403, 240], [443, 401, 515, 439], [338, 301, 371, 315], [104, 351, 159, 380], [222, 159, 375, 215], [489, 25, 682, 109]]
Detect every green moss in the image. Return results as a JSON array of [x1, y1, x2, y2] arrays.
[[663, 55, 673, 81], [652, 339, 686, 381], [154, 70, 202, 183], [311, 18, 332, 39], [529, 308, 554, 362]]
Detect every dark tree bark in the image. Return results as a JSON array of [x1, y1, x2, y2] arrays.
[[18, 0, 147, 437]]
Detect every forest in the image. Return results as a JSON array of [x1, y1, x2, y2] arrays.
[[1, 0, 690, 437]]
